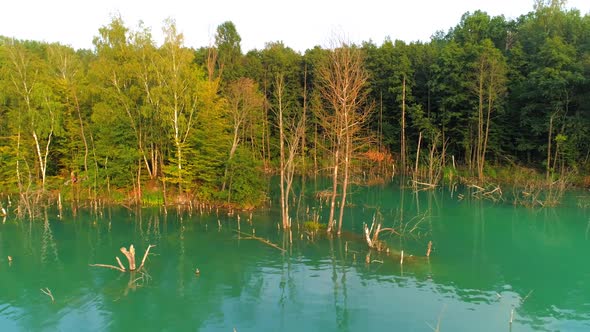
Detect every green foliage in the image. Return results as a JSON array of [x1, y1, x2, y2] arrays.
[[141, 190, 165, 206], [442, 166, 458, 184], [215, 21, 243, 82], [1, 5, 590, 210], [224, 147, 266, 206], [191, 80, 231, 201], [303, 220, 326, 232]]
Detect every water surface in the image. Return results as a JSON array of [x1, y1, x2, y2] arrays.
[[1, 183, 589, 331]]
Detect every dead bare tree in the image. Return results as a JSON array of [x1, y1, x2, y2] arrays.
[[316, 39, 373, 235], [90, 244, 155, 272], [274, 74, 305, 229]]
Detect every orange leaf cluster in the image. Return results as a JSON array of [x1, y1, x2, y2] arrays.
[[364, 150, 385, 162]]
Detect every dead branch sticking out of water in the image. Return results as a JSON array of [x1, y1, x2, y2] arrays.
[[468, 183, 504, 202], [363, 216, 432, 265], [90, 244, 155, 272], [400, 213, 428, 238], [363, 222, 390, 252], [234, 230, 286, 252]]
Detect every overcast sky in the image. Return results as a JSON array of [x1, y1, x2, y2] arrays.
[[1, 0, 589, 52]]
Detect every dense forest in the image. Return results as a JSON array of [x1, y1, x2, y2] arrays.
[[0, 1, 589, 221]]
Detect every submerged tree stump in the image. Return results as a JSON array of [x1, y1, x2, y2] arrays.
[[90, 244, 155, 272]]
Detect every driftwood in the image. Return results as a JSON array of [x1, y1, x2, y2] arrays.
[[411, 180, 437, 192], [234, 230, 286, 252], [468, 183, 504, 202], [90, 244, 155, 272], [41, 288, 55, 303]]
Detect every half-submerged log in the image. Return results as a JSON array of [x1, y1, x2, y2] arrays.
[[234, 230, 286, 252], [90, 244, 155, 272]]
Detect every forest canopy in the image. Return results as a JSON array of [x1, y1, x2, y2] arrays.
[[0, 1, 588, 214]]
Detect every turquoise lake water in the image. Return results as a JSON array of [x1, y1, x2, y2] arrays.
[[1, 182, 589, 331]]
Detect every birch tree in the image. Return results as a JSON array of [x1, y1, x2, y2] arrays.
[[158, 19, 203, 192], [471, 39, 506, 180], [274, 73, 305, 229], [3, 39, 62, 192]]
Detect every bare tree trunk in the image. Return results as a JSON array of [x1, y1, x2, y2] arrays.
[[427, 134, 440, 184], [222, 124, 240, 191], [278, 75, 288, 229], [327, 138, 340, 233], [415, 132, 422, 178], [477, 59, 485, 180], [401, 76, 407, 174], [317, 40, 372, 234], [15, 127, 24, 213], [481, 83, 493, 180], [379, 90, 383, 153], [301, 64, 308, 173], [337, 123, 351, 235], [314, 123, 318, 176], [547, 113, 555, 180], [73, 94, 89, 175], [265, 75, 271, 171], [261, 71, 268, 168], [137, 158, 142, 204], [31, 125, 53, 192], [275, 74, 304, 229]]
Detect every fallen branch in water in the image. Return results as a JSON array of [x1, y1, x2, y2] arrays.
[[234, 230, 286, 252], [41, 288, 55, 303], [468, 183, 504, 202], [521, 289, 534, 303], [89, 263, 126, 272], [90, 244, 156, 272], [378, 227, 401, 236], [426, 304, 446, 332], [411, 180, 437, 192]]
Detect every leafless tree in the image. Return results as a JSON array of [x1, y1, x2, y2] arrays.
[[316, 39, 373, 235]]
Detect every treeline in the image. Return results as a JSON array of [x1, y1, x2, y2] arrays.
[[0, 1, 589, 212]]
